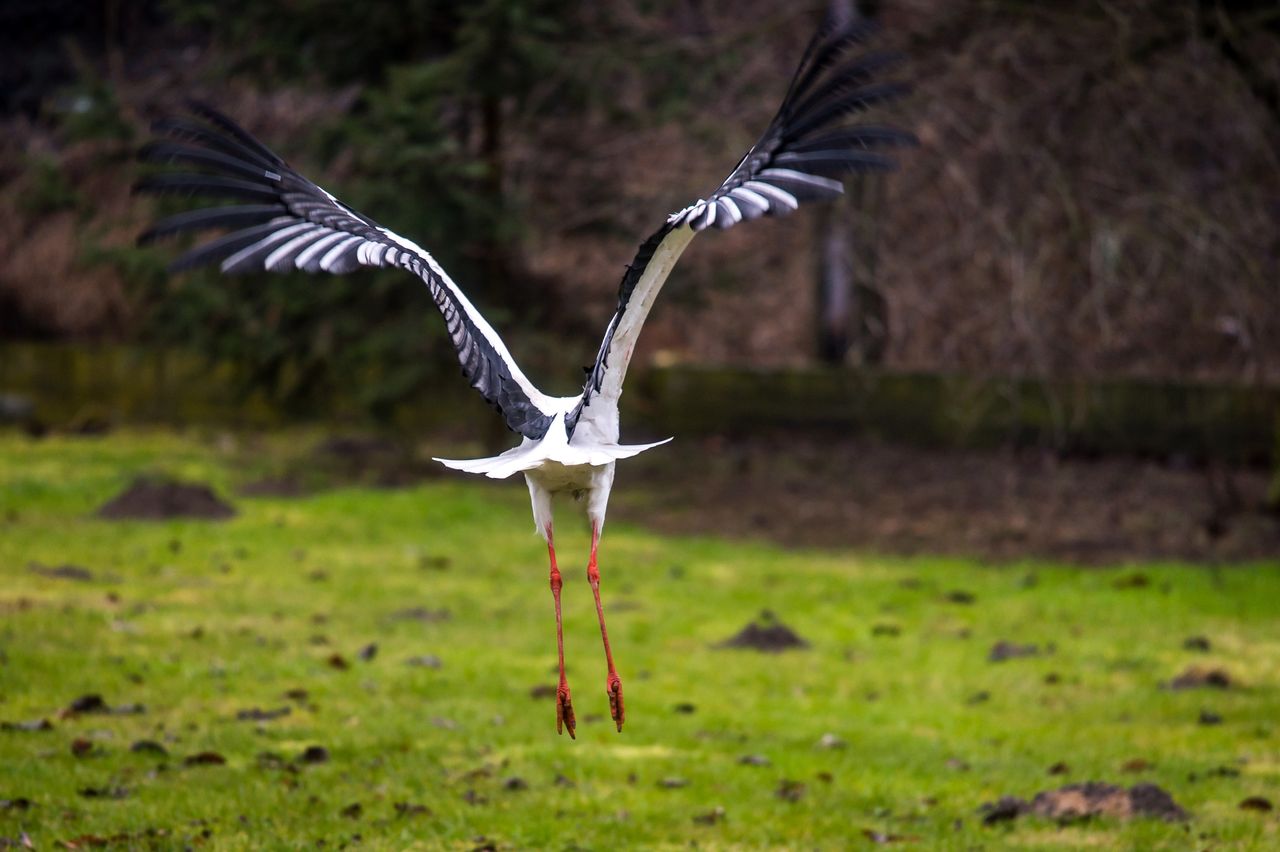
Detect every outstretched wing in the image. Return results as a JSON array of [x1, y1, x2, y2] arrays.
[[566, 18, 914, 436], [136, 103, 557, 440]]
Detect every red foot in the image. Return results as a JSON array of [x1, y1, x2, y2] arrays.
[[607, 673, 624, 732], [556, 683, 576, 739]]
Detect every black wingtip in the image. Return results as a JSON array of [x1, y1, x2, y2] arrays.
[[183, 99, 285, 167]]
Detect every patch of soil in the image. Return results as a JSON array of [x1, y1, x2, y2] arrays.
[[980, 782, 1187, 825], [1162, 666, 1236, 690], [96, 477, 235, 520], [717, 612, 809, 652], [614, 434, 1280, 563], [388, 606, 451, 623]]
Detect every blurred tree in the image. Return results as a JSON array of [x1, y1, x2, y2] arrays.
[[815, 0, 889, 365], [137, 0, 584, 417]]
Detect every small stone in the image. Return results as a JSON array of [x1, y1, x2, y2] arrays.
[[818, 733, 847, 750]]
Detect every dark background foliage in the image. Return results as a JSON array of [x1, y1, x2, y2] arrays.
[[1, 0, 1277, 416]]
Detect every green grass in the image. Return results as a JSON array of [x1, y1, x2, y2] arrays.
[[1, 430, 1278, 850]]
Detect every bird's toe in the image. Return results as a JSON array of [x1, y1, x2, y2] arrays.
[[607, 673, 625, 732], [556, 684, 576, 739]]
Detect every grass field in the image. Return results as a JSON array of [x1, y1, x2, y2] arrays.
[[1, 430, 1278, 849]]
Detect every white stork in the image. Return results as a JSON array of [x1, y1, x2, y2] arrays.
[[137, 18, 913, 738]]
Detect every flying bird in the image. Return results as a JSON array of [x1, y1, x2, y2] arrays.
[[137, 18, 914, 738]]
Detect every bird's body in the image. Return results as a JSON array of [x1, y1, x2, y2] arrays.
[[139, 16, 913, 737]]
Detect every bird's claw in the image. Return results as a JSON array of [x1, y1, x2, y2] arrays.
[[607, 673, 625, 732], [556, 684, 576, 739]]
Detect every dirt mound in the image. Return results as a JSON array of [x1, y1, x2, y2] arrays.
[[980, 782, 1188, 825], [1162, 666, 1236, 690], [717, 612, 809, 652], [96, 477, 236, 520]]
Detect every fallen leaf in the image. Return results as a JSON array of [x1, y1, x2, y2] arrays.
[[389, 606, 451, 622], [235, 707, 291, 722], [775, 779, 806, 802], [693, 806, 726, 825], [393, 802, 430, 817], [77, 786, 128, 800], [988, 641, 1039, 662], [1, 719, 52, 732], [129, 740, 168, 756]]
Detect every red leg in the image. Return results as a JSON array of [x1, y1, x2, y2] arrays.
[[587, 523, 625, 732], [547, 525, 575, 738]]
